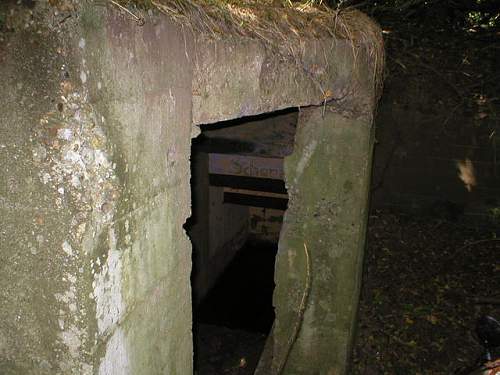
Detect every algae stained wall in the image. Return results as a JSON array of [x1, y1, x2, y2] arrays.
[[0, 12, 97, 374], [1, 4, 195, 375], [81, 8, 195, 375], [257, 108, 375, 375]]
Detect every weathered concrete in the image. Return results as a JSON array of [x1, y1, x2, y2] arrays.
[[256, 108, 375, 375], [1, 2, 381, 374], [80, 8, 195, 375], [192, 37, 375, 125], [1, 4, 193, 375], [0, 9, 98, 374]]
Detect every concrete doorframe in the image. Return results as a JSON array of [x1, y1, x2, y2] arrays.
[[191, 31, 378, 375]]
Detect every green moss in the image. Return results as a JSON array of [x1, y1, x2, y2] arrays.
[[267, 108, 374, 374]]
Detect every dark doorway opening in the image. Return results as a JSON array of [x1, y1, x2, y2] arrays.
[[196, 239, 277, 333], [185, 108, 298, 375], [193, 240, 277, 375]]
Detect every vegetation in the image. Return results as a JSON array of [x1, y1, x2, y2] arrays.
[[334, 0, 500, 30]]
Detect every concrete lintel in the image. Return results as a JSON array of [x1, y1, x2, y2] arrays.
[[192, 37, 372, 125]]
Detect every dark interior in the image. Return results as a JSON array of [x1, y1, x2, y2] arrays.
[[186, 110, 298, 375]]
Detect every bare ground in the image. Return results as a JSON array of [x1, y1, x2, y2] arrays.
[[353, 210, 500, 375]]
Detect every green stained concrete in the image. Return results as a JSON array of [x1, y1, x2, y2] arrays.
[[80, 6, 195, 375], [192, 38, 360, 125], [257, 108, 375, 375], [0, 8, 103, 374], [1, 3, 195, 374]]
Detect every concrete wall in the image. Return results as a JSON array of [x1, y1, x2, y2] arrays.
[[189, 150, 249, 303], [1, 5, 194, 374], [189, 25, 381, 375], [192, 37, 373, 125], [82, 9, 194, 375], [0, 10, 93, 374], [256, 108, 375, 375]]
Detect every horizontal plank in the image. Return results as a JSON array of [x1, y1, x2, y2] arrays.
[[209, 174, 287, 194], [224, 192, 288, 210]]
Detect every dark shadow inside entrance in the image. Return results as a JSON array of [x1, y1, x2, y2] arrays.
[[196, 239, 277, 333], [193, 240, 277, 375], [185, 108, 298, 375]]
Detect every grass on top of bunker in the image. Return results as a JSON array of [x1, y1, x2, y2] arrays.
[[353, 210, 500, 375]]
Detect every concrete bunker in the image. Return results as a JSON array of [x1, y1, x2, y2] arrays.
[[0, 2, 384, 374]]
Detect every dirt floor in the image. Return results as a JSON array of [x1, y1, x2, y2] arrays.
[[194, 210, 500, 375]]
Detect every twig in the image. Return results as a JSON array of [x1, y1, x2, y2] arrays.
[[108, 0, 145, 26], [276, 242, 312, 375], [456, 238, 500, 253]]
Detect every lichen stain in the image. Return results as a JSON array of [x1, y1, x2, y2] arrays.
[[299, 302, 316, 354], [343, 180, 353, 192], [98, 328, 130, 375], [55, 267, 91, 374], [93, 226, 125, 335], [294, 140, 317, 184], [31, 49, 121, 372], [33, 77, 119, 244]]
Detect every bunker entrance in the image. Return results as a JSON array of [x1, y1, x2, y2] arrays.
[[186, 108, 298, 374]]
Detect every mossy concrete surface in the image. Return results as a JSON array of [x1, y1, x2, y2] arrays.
[[1, 3, 194, 375], [79, 7, 195, 375], [0, 8, 99, 374], [256, 108, 375, 375]]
